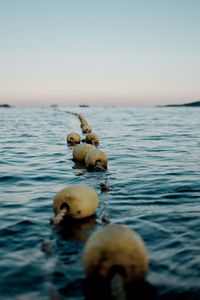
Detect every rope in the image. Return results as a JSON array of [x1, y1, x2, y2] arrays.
[[51, 208, 68, 225], [111, 273, 127, 300]]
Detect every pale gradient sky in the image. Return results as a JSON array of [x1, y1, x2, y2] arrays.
[[0, 0, 200, 106]]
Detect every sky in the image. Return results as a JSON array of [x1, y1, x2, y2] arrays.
[[0, 0, 200, 106]]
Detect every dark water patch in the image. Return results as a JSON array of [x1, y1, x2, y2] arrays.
[[0, 264, 47, 296], [0, 174, 26, 183], [0, 220, 36, 240], [18, 133, 37, 138], [31, 174, 66, 182]]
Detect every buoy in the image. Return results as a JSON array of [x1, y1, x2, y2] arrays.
[[73, 144, 96, 162], [82, 124, 92, 133], [66, 132, 81, 145], [80, 120, 88, 128], [85, 132, 99, 145], [78, 114, 88, 126], [82, 224, 148, 283], [78, 114, 86, 122], [85, 149, 108, 171], [52, 184, 99, 224]]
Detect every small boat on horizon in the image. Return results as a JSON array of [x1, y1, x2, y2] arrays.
[[79, 104, 89, 107], [51, 104, 58, 108]]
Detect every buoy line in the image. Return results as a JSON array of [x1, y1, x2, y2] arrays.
[[51, 107, 111, 228], [51, 108, 149, 300], [57, 108, 108, 171], [64, 109, 110, 222]]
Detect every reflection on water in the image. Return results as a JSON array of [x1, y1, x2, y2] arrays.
[[0, 106, 200, 299], [55, 215, 97, 242]]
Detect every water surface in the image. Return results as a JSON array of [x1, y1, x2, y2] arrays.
[[0, 106, 200, 299]]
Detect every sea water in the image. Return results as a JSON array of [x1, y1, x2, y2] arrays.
[[0, 106, 199, 299]]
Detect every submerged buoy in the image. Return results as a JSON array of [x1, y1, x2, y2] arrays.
[[66, 132, 81, 145], [82, 224, 148, 283], [85, 149, 108, 171], [100, 181, 111, 192], [52, 184, 99, 224], [73, 144, 96, 162], [85, 132, 99, 145], [82, 124, 92, 133]]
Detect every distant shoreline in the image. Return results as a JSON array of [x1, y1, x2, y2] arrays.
[[159, 100, 200, 107], [0, 104, 12, 108], [1, 101, 200, 108]]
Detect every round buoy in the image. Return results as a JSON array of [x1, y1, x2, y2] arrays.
[[82, 124, 92, 133], [78, 115, 88, 126], [85, 132, 99, 145], [80, 120, 88, 128], [73, 144, 96, 162], [52, 184, 99, 224], [85, 149, 108, 171], [78, 114, 86, 122], [82, 224, 148, 283], [66, 132, 81, 145]]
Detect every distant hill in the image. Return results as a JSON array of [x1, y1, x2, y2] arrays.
[[163, 100, 200, 107], [0, 104, 12, 108]]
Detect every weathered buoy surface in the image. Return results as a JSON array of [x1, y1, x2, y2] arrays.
[[78, 114, 86, 122], [82, 124, 92, 133], [85, 149, 108, 171], [80, 120, 88, 128], [82, 224, 148, 283], [73, 144, 96, 162], [66, 132, 81, 145], [53, 184, 99, 223], [78, 114, 88, 126], [85, 132, 99, 145]]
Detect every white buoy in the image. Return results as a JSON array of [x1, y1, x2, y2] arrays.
[[82, 224, 148, 283], [52, 184, 99, 224], [85, 148, 108, 171], [73, 144, 96, 162], [66, 132, 81, 145], [85, 132, 99, 145]]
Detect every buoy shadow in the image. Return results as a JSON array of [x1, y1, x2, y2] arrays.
[[72, 160, 108, 172], [72, 160, 86, 170], [55, 215, 97, 242], [82, 275, 157, 300]]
